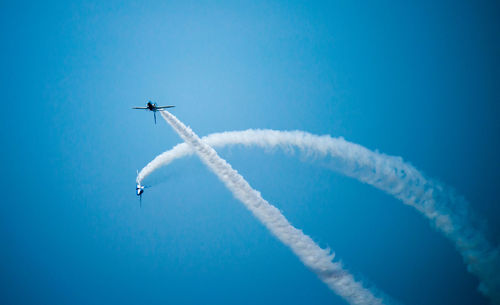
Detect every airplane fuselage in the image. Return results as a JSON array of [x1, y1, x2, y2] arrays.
[[147, 102, 156, 111], [136, 184, 144, 196]]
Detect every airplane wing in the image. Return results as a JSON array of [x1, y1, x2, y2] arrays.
[[132, 107, 148, 109], [156, 106, 175, 109]]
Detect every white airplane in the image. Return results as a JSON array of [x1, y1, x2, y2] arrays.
[[136, 182, 147, 207], [132, 100, 175, 124]]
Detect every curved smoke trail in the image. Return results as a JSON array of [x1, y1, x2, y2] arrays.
[[158, 112, 384, 305], [138, 128, 500, 304]]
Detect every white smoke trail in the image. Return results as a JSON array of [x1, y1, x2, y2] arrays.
[[158, 112, 383, 305], [139, 128, 500, 304]]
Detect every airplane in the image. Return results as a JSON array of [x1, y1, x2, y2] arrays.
[[136, 182, 147, 207], [132, 101, 175, 124]]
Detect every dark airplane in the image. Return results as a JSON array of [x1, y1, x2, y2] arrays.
[[133, 101, 175, 124]]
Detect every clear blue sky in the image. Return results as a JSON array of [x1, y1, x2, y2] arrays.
[[1, 1, 499, 304]]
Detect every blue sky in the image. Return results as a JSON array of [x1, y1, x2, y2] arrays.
[[1, 1, 499, 304]]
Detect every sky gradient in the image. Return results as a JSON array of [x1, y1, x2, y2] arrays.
[[1, 1, 499, 304]]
